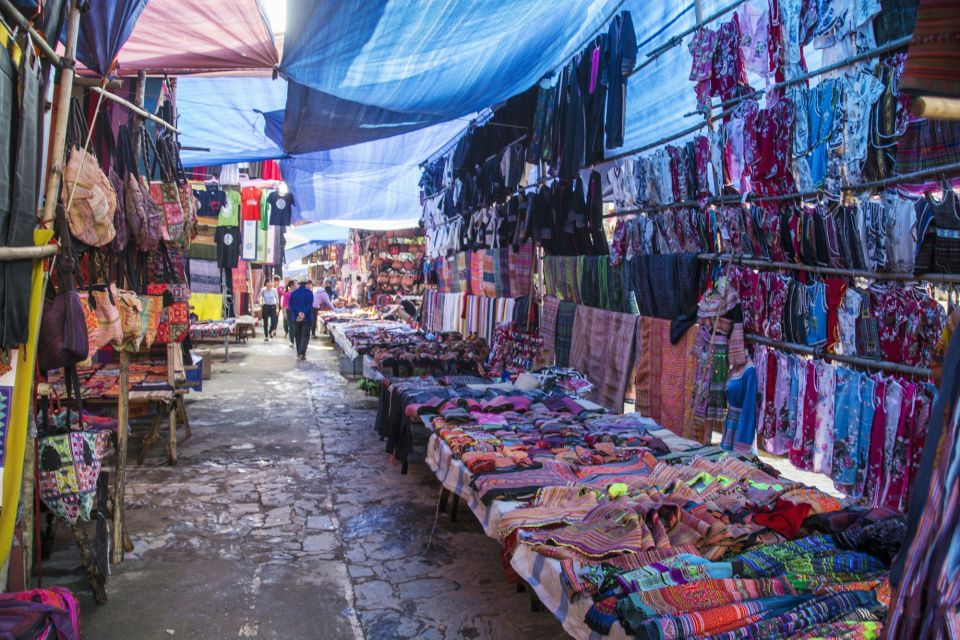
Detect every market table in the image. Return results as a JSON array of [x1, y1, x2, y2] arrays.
[[419, 411, 704, 640]]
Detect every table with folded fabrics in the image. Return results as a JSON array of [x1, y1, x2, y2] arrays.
[[377, 377, 900, 640], [363, 332, 490, 382], [328, 320, 415, 360], [188, 319, 236, 342]]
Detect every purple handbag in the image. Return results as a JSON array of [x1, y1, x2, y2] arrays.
[[38, 288, 88, 372], [38, 206, 89, 371]]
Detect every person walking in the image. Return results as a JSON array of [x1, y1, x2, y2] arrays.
[[311, 280, 334, 338], [288, 280, 314, 360], [282, 280, 297, 344], [258, 278, 280, 341]]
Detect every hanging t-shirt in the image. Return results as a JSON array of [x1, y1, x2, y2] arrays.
[[268, 191, 295, 226], [215, 226, 240, 268], [195, 186, 228, 218], [218, 189, 241, 226], [240, 186, 263, 221]]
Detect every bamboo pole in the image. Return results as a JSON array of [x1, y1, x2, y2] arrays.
[[0, 0, 63, 67], [111, 350, 130, 563], [0, 245, 58, 261], [131, 71, 146, 168], [39, 0, 80, 224], [88, 87, 180, 134], [912, 95, 960, 122]]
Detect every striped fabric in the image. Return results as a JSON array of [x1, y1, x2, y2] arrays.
[[555, 301, 577, 367], [540, 296, 561, 364], [509, 241, 535, 296], [899, 0, 960, 97], [635, 316, 700, 441], [495, 248, 511, 297], [569, 305, 638, 413]]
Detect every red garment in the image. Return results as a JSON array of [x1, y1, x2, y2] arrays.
[[261, 160, 282, 181], [240, 186, 262, 221], [824, 277, 847, 352], [753, 498, 812, 539]]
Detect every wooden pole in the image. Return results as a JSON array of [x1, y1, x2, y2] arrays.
[[39, 0, 80, 224], [0, 0, 63, 67], [111, 350, 130, 563], [0, 245, 58, 261], [912, 95, 960, 122], [131, 71, 146, 172], [88, 86, 180, 134]]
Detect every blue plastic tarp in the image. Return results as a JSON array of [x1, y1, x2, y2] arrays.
[[280, 0, 623, 150], [280, 116, 474, 228], [177, 76, 288, 167], [282, 79, 448, 154]]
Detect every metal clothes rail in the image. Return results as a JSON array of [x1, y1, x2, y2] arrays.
[[591, 35, 913, 172], [695, 253, 960, 285], [629, 0, 747, 76], [602, 161, 960, 218], [746, 333, 932, 378]]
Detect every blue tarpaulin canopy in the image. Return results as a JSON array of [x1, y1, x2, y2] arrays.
[[279, 115, 475, 228], [175, 1, 777, 229], [178, 76, 288, 167], [280, 0, 623, 151]]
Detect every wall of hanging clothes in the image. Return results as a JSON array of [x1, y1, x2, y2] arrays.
[[427, 241, 535, 299], [421, 291, 531, 345]]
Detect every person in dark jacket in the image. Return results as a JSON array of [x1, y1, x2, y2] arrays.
[[287, 281, 314, 360]]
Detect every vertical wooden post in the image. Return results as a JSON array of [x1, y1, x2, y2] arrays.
[[40, 0, 81, 224], [166, 343, 177, 465], [131, 71, 146, 172], [111, 350, 130, 563]]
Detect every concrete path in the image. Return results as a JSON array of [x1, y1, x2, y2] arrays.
[[45, 337, 564, 639]]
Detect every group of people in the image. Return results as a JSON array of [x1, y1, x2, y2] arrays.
[[258, 276, 337, 360]]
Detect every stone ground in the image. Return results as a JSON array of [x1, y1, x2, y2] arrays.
[[44, 336, 564, 639]]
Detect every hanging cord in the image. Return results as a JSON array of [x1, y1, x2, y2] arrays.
[[61, 80, 108, 220]]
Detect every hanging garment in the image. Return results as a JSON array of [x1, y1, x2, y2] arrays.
[[720, 363, 758, 454]]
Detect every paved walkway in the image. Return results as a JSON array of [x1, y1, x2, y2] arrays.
[[46, 337, 563, 639]]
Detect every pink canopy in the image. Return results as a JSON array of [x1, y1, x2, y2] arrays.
[[113, 0, 278, 75]]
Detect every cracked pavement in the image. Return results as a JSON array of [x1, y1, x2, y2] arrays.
[[44, 337, 564, 639]]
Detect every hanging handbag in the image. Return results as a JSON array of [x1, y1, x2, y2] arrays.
[[147, 110, 185, 243], [38, 206, 89, 372], [38, 429, 113, 524], [121, 125, 163, 252], [146, 242, 190, 344], [104, 123, 129, 253], [139, 294, 163, 349], [60, 101, 117, 248], [115, 288, 143, 349]]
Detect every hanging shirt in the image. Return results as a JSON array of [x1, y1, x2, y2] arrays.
[[217, 189, 241, 226], [241, 186, 263, 221], [268, 191, 295, 226], [195, 186, 227, 218], [215, 226, 240, 268]]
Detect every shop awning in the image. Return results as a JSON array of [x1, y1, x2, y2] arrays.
[[106, 0, 278, 75], [279, 0, 622, 150]]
